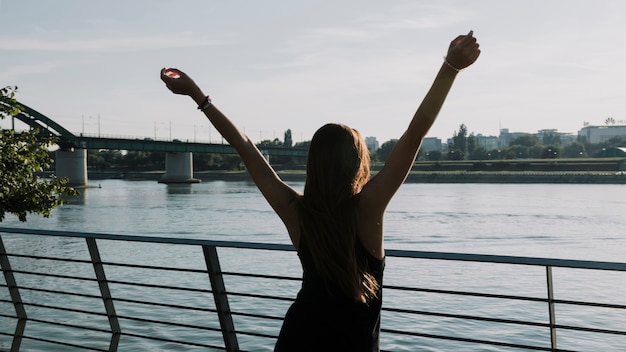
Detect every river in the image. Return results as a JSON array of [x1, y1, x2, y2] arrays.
[[1, 180, 625, 351]]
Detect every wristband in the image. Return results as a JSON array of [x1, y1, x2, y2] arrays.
[[443, 57, 461, 72], [197, 96, 212, 111]]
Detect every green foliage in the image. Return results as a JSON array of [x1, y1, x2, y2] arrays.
[[509, 135, 539, 147], [284, 129, 293, 148], [1, 86, 77, 222], [561, 141, 587, 158], [425, 150, 443, 161], [376, 139, 398, 162], [541, 146, 560, 159]]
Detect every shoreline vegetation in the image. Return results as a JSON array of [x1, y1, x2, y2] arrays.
[[85, 157, 626, 184]]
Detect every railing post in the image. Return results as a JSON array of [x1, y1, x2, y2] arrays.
[[0, 235, 27, 352], [203, 245, 239, 352], [86, 238, 121, 351], [546, 265, 557, 351]]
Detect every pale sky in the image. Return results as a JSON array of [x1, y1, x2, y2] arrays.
[[2, 0, 625, 145]]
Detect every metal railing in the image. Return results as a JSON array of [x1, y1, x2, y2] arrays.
[[1, 227, 626, 351]]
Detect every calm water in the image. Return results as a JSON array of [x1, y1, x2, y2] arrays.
[[1, 180, 626, 351]]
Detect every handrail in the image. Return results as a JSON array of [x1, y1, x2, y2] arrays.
[[1, 227, 626, 351]]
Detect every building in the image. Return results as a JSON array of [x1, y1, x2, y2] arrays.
[[365, 136, 379, 152], [499, 128, 578, 147], [498, 129, 529, 148], [578, 124, 626, 144], [421, 137, 442, 152], [475, 134, 499, 150]]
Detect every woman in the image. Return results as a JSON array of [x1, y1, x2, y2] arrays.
[[161, 31, 480, 351]]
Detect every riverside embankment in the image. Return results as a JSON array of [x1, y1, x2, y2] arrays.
[[86, 170, 626, 184], [87, 157, 626, 184]]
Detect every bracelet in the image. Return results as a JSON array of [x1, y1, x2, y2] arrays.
[[443, 57, 461, 72], [197, 96, 212, 111]]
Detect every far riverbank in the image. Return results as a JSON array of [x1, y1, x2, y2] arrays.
[[88, 170, 626, 184]]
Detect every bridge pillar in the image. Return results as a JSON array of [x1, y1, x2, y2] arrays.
[[159, 152, 200, 184], [56, 148, 88, 187]]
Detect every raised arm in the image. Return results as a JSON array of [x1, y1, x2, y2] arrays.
[[160, 68, 300, 230], [362, 31, 480, 213]]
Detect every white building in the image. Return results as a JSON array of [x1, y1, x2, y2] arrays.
[[421, 137, 442, 152], [476, 134, 499, 150], [578, 125, 626, 144], [365, 136, 379, 151]]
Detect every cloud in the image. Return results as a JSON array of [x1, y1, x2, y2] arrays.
[[356, 2, 470, 30], [0, 62, 56, 82], [0, 34, 223, 52]]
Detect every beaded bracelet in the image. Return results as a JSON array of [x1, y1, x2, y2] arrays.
[[197, 96, 212, 111], [443, 57, 461, 72]]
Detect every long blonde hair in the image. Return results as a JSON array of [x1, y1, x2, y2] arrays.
[[298, 123, 379, 303]]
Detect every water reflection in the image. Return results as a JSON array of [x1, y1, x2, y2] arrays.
[[166, 184, 193, 195], [61, 188, 88, 205]]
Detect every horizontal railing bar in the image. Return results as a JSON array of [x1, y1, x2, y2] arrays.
[[119, 331, 226, 350], [99, 261, 209, 274], [0, 227, 294, 251], [107, 279, 214, 293], [554, 323, 626, 336], [0, 312, 17, 319], [386, 249, 626, 272], [20, 335, 108, 352], [385, 284, 548, 303], [116, 314, 223, 333], [113, 297, 218, 314], [381, 328, 564, 352], [383, 306, 549, 328], [20, 301, 108, 317], [230, 310, 285, 321], [554, 298, 626, 310], [233, 329, 278, 340], [21, 317, 113, 334], [9, 269, 96, 282], [9, 285, 102, 300], [221, 271, 302, 281], [225, 291, 296, 302], [4, 227, 626, 271], [4, 253, 92, 264]]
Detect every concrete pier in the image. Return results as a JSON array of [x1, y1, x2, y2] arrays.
[[159, 152, 200, 184], [56, 148, 88, 187]]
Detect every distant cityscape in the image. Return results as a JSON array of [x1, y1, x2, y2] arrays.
[[364, 122, 626, 153]]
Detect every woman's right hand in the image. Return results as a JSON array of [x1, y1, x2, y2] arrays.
[[160, 68, 203, 99], [445, 31, 481, 70]]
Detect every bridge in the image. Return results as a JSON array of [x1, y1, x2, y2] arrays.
[[1, 98, 307, 186]]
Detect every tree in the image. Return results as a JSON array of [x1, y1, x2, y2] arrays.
[[509, 135, 539, 147], [284, 129, 292, 148], [425, 150, 443, 161], [376, 139, 398, 162], [542, 133, 561, 146], [561, 141, 587, 158], [1, 86, 77, 221], [468, 146, 490, 160], [507, 145, 530, 159], [447, 148, 464, 160], [450, 124, 469, 159], [541, 145, 560, 159]]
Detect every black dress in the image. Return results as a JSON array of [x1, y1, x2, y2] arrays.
[[274, 241, 385, 352]]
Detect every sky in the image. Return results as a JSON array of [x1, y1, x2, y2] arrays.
[[2, 0, 626, 145]]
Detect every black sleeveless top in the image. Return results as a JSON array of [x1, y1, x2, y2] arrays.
[[274, 240, 385, 352]]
